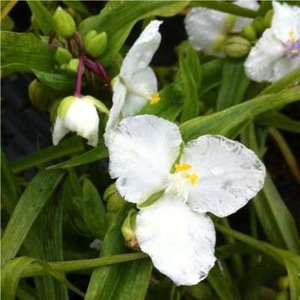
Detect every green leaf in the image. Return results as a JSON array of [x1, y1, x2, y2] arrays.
[[179, 43, 202, 121], [1, 170, 64, 265], [256, 111, 300, 134], [180, 86, 300, 142], [11, 136, 85, 173], [47, 144, 108, 169], [285, 259, 300, 300], [82, 178, 107, 239], [190, 0, 258, 18], [85, 203, 152, 300], [79, 0, 190, 64], [1, 31, 55, 74], [216, 59, 249, 111], [27, 0, 54, 35]]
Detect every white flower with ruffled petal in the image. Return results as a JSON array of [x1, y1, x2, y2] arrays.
[[185, 0, 259, 57], [105, 20, 162, 144], [245, 1, 300, 82], [108, 115, 266, 286], [53, 96, 100, 147]]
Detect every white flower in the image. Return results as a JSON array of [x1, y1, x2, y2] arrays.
[[105, 20, 162, 144], [245, 2, 300, 82], [108, 115, 266, 286], [52, 96, 99, 147], [184, 0, 259, 57]]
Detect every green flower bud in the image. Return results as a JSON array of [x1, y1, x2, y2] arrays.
[[121, 209, 139, 249], [84, 31, 107, 58], [53, 7, 76, 38], [28, 80, 49, 110], [104, 184, 125, 213], [264, 9, 274, 28], [223, 36, 251, 58], [241, 25, 257, 42], [57, 96, 76, 118], [275, 290, 289, 300], [225, 15, 236, 31], [252, 17, 266, 34], [55, 47, 73, 65], [68, 58, 79, 73]]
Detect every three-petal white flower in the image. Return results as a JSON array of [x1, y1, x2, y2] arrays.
[[105, 20, 162, 144], [53, 96, 99, 147], [108, 115, 266, 286], [245, 2, 300, 82], [184, 0, 258, 57]]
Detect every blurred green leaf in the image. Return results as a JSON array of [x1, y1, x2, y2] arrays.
[[48, 144, 108, 169], [1, 170, 64, 264], [85, 203, 152, 300], [180, 86, 300, 142], [179, 43, 202, 121], [27, 1, 54, 35], [79, 0, 190, 64], [216, 59, 249, 111], [11, 136, 85, 173], [82, 178, 107, 239]]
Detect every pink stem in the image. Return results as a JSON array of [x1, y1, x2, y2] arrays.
[[74, 56, 85, 97]]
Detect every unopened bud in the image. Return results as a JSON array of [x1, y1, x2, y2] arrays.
[[84, 31, 107, 58], [211, 34, 226, 52], [55, 47, 72, 65], [121, 209, 139, 249], [223, 36, 251, 57], [28, 80, 48, 110], [241, 25, 257, 42], [264, 9, 274, 28], [275, 290, 289, 300], [278, 276, 289, 290], [68, 58, 79, 73], [252, 17, 266, 34], [104, 184, 124, 213], [225, 15, 236, 31], [53, 7, 76, 38]]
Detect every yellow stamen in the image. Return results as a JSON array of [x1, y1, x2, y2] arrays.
[[291, 49, 299, 55], [289, 30, 296, 43], [183, 173, 199, 185], [175, 163, 192, 172], [149, 93, 160, 105]]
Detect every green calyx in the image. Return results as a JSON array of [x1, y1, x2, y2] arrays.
[[28, 80, 49, 111], [121, 209, 139, 249], [223, 36, 251, 58], [84, 30, 107, 58], [57, 96, 77, 118], [84, 95, 110, 115], [53, 7, 76, 38], [225, 14, 236, 31], [241, 25, 257, 42]]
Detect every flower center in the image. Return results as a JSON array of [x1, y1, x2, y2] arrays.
[[149, 93, 160, 105], [286, 31, 300, 58], [175, 163, 199, 186]]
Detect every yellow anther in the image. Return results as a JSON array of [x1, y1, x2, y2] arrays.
[[175, 163, 192, 172], [189, 173, 199, 185], [149, 93, 160, 105], [289, 30, 296, 43], [291, 49, 299, 55]]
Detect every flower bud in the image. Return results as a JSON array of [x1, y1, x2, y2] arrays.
[[225, 15, 236, 31], [252, 17, 266, 34], [211, 34, 226, 52], [104, 183, 125, 213], [264, 9, 274, 28], [68, 58, 79, 73], [55, 47, 72, 65], [223, 36, 251, 57], [278, 276, 289, 290], [53, 95, 100, 147], [28, 80, 49, 110], [84, 31, 107, 58], [275, 290, 289, 300], [53, 7, 76, 38], [121, 209, 139, 249], [241, 25, 257, 42]]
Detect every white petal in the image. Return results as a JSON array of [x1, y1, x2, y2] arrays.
[[184, 8, 226, 57], [136, 193, 216, 286], [244, 29, 286, 82], [273, 57, 300, 81], [64, 98, 99, 147], [104, 79, 127, 145], [108, 115, 182, 204], [272, 1, 300, 42], [120, 20, 162, 80], [181, 135, 266, 218], [52, 116, 69, 145], [122, 67, 158, 117], [231, 0, 259, 33]]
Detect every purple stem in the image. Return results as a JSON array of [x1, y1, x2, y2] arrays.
[[74, 56, 85, 97]]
